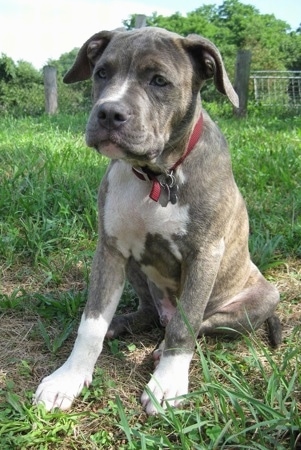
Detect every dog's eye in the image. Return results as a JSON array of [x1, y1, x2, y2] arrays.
[[97, 68, 107, 79], [150, 75, 168, 87]]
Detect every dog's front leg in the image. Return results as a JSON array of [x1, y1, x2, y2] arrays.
[[141, 239, 225, 415], [34, 244, 126, 411]]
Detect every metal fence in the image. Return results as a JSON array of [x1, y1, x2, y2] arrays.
[[250, 71, 301, 106]]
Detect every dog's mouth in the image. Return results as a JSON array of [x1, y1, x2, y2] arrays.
[[98, 142, 160, 166], [94, 140, 125, 159], [87, 131, 161, 164]]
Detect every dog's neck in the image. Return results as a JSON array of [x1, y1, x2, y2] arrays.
[[132, 114, 204, 205]]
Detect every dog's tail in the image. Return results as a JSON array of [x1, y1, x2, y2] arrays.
[[266, 314, 282, 347]]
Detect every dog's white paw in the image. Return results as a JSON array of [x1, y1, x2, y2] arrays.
[[141, 352, 192, 415], [33, 363, 92, 411]]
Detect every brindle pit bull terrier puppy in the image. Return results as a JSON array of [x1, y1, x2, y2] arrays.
[[34, 27, 281, 415]]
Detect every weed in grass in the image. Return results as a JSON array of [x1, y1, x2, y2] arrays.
[[0, 385, 89, 449], [35, 290, 87, 320], [90, 429, 115, 447], [107, 339, 126, 359], [107, 339, 137, 360], [80, 367, 116, 406], [18, 360, 32, 380], [37, 318, 77, 354], [33, 290, 86, 353], [0, 288, 28, 309], [249, 231, 285, 272]]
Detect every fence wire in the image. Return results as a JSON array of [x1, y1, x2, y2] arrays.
[[250, 71, 301, 106]]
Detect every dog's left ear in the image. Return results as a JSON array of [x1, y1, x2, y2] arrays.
[[183, 34, 239, 108], [63, 30, 115, 84]]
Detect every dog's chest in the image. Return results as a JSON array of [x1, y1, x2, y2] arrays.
[[103, 162, 189, 262]]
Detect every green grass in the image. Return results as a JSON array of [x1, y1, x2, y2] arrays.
[[0, 113, 105, 269], [0, 108, 300, 449], [113, 331, 301, 449], [224, 113, 301, 261]]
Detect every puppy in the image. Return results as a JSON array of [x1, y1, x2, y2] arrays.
[[34, 27, 281, 415]]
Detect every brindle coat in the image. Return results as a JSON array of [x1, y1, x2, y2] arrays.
[[34, 27, 281, 415]]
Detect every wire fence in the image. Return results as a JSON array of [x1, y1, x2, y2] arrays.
[[250, 71, 301, 106]]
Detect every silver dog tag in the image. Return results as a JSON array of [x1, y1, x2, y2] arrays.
[[169, 184, 178, 204]]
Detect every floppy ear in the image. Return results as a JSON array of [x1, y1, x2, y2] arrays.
[[63, 30, 115, 84], [183, 34, 239, 108]]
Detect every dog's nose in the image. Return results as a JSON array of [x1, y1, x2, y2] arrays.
[[97, 102, 130, 130]]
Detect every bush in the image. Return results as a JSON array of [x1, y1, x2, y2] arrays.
[[0, 52, 93, 117], [0, 80, 45, 116]]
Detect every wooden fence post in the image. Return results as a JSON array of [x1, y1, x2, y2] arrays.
[[43, 66, 58, 114], [233, 50, 252, 117], [135, 14, 146, 28]]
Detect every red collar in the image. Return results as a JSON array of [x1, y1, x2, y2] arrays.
[[132, 113, 203, 203], [171, 113, 204, 172]]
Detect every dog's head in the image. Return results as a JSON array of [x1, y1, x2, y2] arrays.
[[64, 27, 238, 168]]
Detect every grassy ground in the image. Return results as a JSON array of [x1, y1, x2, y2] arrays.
[[0, 107, 300, 449]]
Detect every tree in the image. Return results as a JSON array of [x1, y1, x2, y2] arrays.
[[284, 31, 301, 70], [124, 0, 300, 71], [145, 10, 219, 38], [0, 54, 16, 82], [0, 55, 44, 115], [213, 0, 292, 70], [15, 60, 42, 84]]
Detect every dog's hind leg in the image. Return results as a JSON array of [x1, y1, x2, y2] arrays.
[[106, 258, 160, 338], [199, 268, 281, 347]]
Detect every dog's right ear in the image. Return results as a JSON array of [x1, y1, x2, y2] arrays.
[[182, 34, 239, 108], [63, 31, 114, 84]]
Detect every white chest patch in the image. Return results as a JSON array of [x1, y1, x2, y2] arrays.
[[103, 161, 189, 260]]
